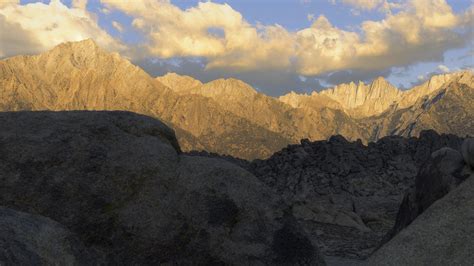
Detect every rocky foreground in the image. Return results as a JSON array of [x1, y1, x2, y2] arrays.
[[1, 111, 473, 265], [190, 130, 471, 260]]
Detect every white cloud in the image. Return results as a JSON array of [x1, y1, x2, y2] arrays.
[[0, 0, 18, 8], [341, 0, 385, 10], [112, 21, 124, 32], [0, 0, 124, 58], [0, 0, 470, 79], [350, 9, 361, 16], [100, 0, 470, 76], [438, 64, 450, 73], [102, 0, 294, 71], [331, 0, 403, 14], [100, 7, 111, 15], [71, 0, 87, 10]]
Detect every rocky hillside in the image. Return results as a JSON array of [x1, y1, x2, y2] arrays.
[[0, 111, 325, 265], [367, 139, 474, 265], [0, 39, 473, 159], [195, 131, 464, 260], [1, 111, 472, 265]]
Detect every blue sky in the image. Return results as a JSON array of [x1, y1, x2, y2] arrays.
[[8, 0, 474, 95]]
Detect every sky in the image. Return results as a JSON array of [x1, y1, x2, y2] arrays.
[[1, 0, 473, 96]]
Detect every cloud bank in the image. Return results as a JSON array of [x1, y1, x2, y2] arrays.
[[0, 0, 472, 95], [0, 0, 124, 58], [101, 0, 472, 76]]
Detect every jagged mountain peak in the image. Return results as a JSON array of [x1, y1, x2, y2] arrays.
[[397, 71, 473, 109], [370, 76, 394, 88]]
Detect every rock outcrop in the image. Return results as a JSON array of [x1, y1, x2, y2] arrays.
[[245, 131, 464, 260], [191, 131, 465, 261], [367, 175, 474, 265], [0, 111, 325, 265], [0, 207, 103, 265], [385, 138, 473, 242], [319, 77, 401, 117]]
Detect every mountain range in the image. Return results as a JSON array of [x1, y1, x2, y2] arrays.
[[1, 39, 473, 159]]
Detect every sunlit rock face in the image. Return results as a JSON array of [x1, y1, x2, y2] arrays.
[[319, 77, 402, 117], [0, 39, 473, 159], [156, 72, 203, 95]]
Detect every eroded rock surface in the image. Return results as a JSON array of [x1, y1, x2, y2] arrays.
[[0, 207, 103, 265], [246, 131, 464, 260], [367, 175, 474, 265], [0, 111, 325, 265], [384, 138, 473, 243]]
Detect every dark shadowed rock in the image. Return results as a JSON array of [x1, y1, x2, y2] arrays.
[[462, 138, 474, 168], [366, 175, 474, 265], [385, 143, 471, 242], [0, 207, 103, 265], [0, 111, 325, 265], [247, 131, 464, 260]]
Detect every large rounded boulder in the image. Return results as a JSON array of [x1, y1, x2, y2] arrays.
[[0, 207, 103, 265], [0, 111, 325, 265]]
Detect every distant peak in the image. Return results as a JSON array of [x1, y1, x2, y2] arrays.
[[201, 78, 257, 98], [370, 76, 397, 91], [59, 38, 98, 49], [161, 72, 180, 78], [77, 38, 98, 47], [209, 78, 252, 88], [371, 76, 390, 85], [51, 39, 101, 56]]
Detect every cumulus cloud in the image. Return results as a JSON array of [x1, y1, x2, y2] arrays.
[[102, 0, 294, 71], [340, 0, 386, 10], [0, 0, 471, 94], [112, 21, 124, 32], [0, 0, 18, 8], [72, 0, 87, 10], [295, 0, 472, 75], [437, 64, 450, 73], [331, 0, 402, 13], [102, 0, 471, 77], [0, 0, 124, 58]]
